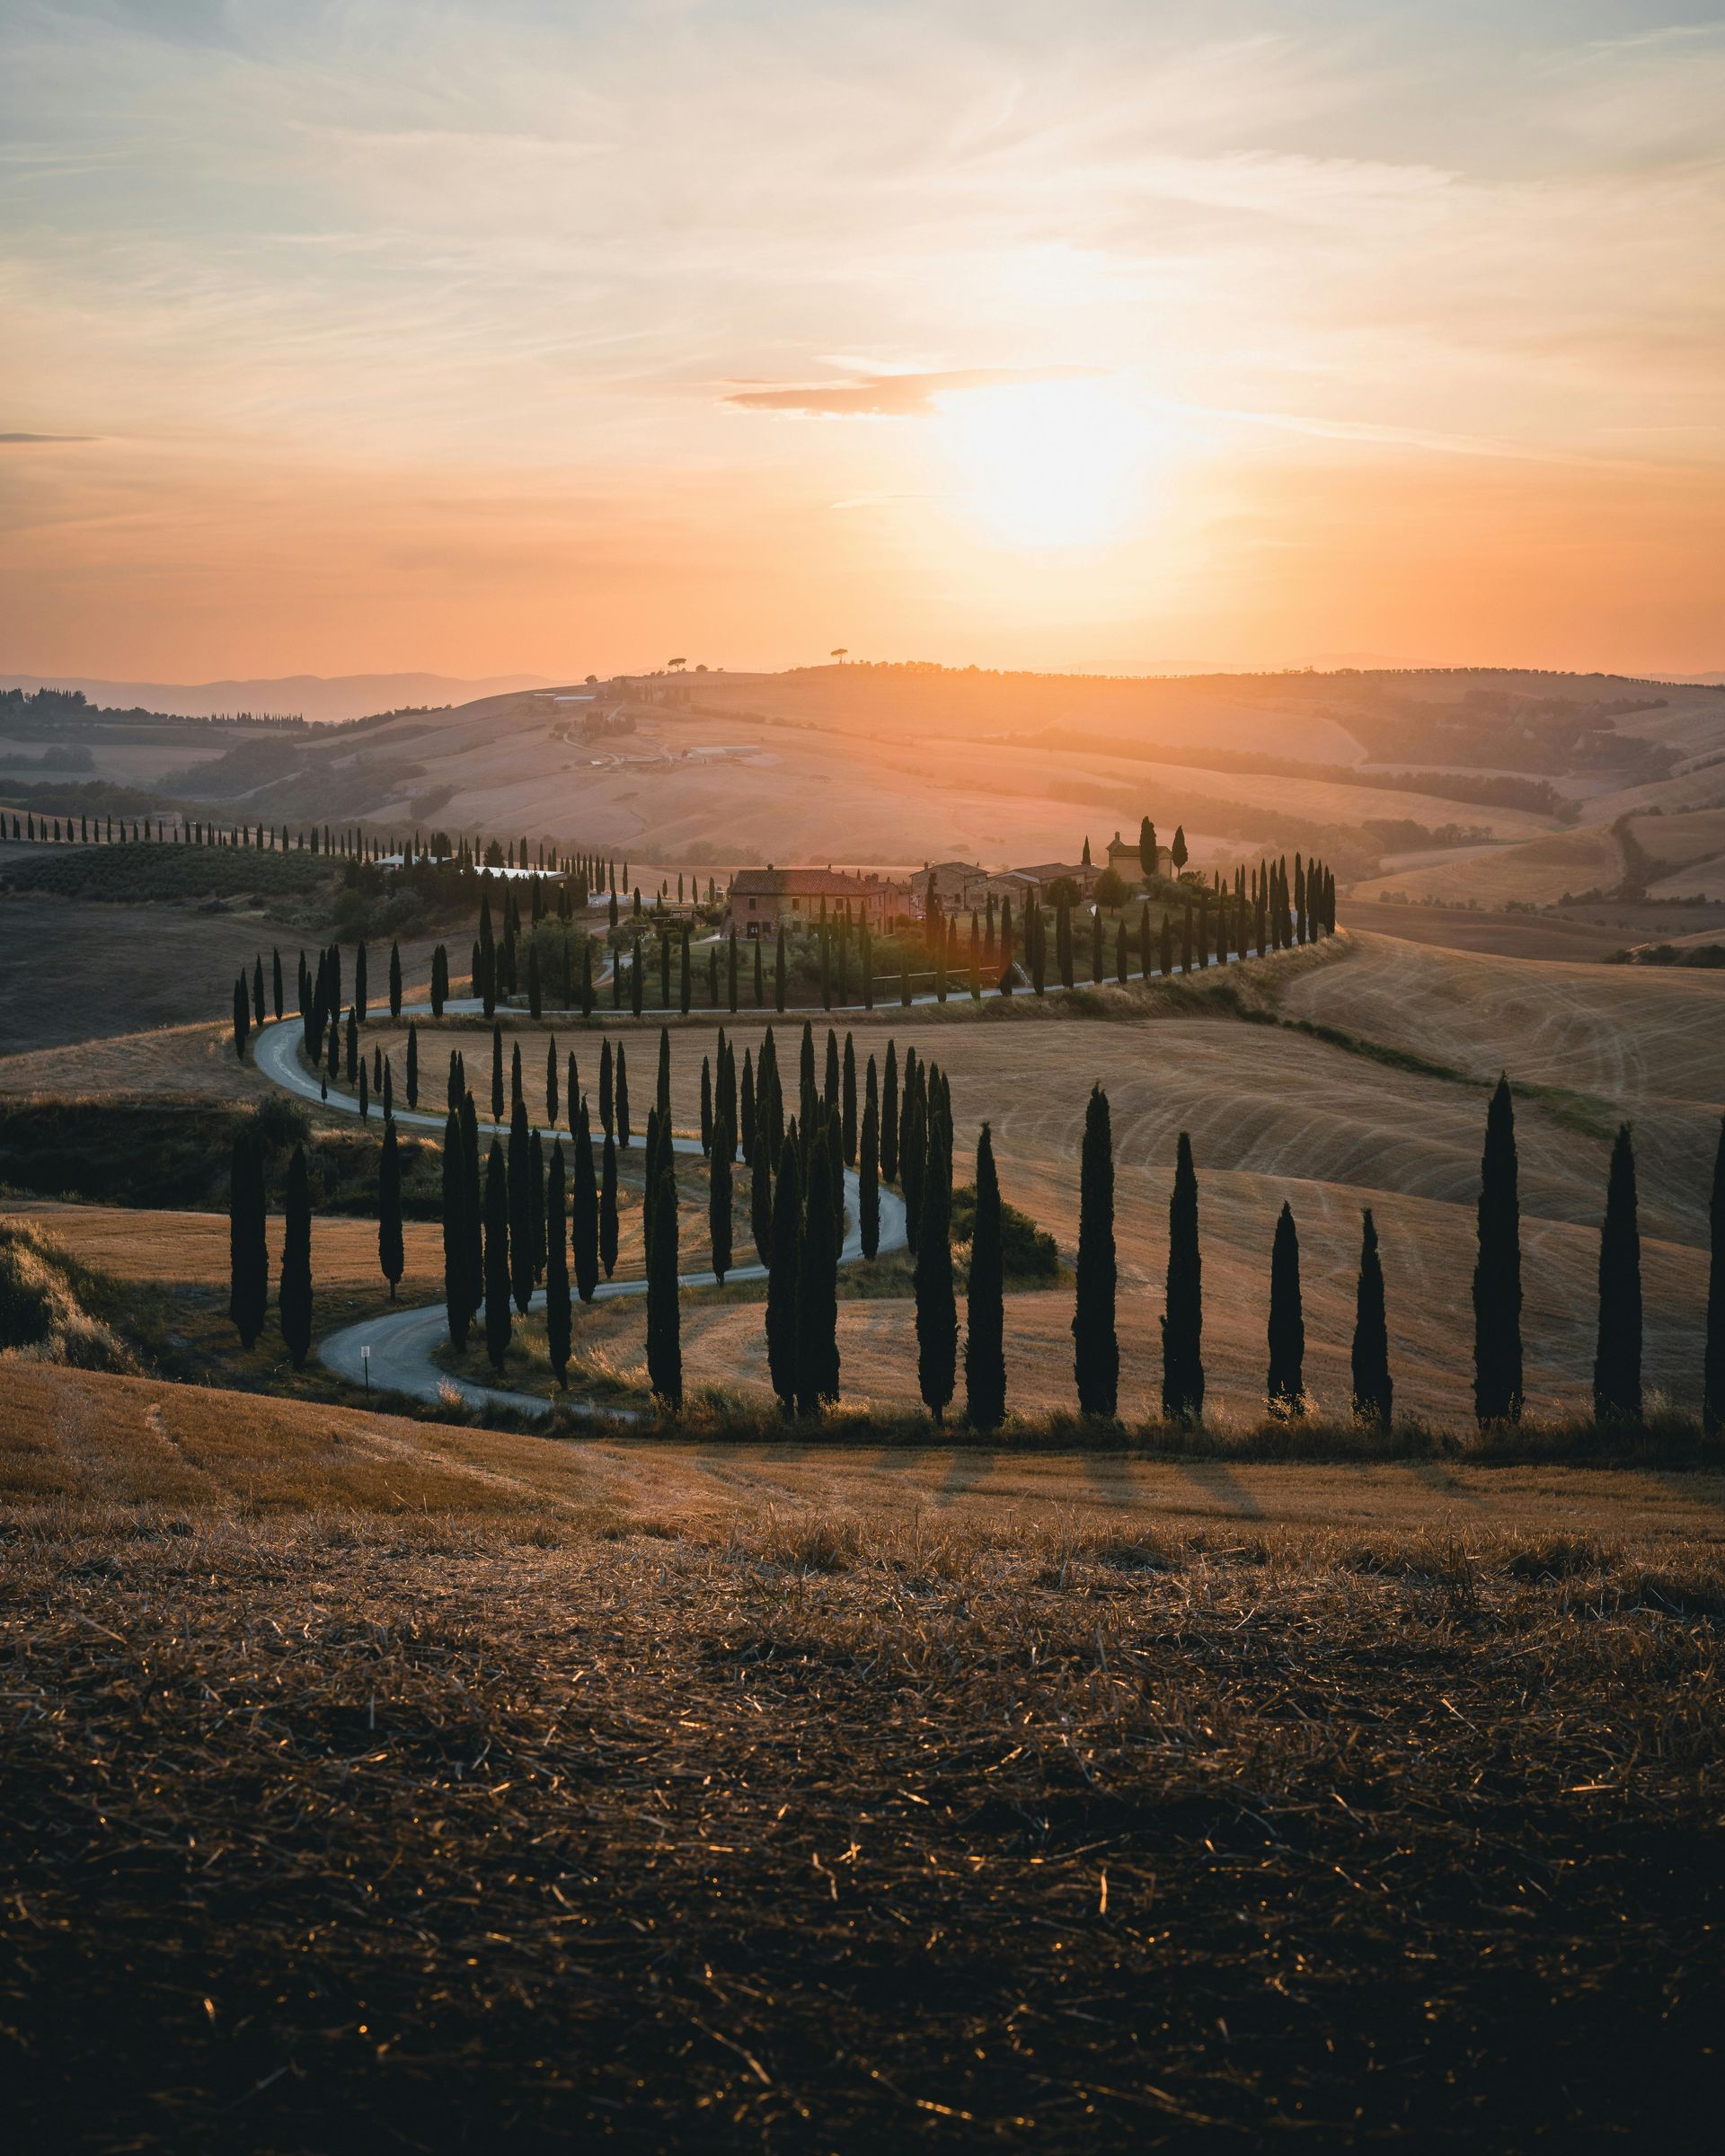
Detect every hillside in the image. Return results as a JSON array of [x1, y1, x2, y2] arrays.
[[11, 664, 1721, 901]]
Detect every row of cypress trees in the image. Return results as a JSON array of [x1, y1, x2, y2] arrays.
[[226, 1132, 313, 1369], [1065, 1079, 1725, 1430]]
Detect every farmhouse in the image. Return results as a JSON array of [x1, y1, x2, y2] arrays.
[[723, 865, 896, 939], [1011, 858, 1101, 900], [1106, 829, 1145, 879]]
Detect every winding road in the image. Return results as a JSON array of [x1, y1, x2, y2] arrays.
[[252, 1014, 907, 1420]]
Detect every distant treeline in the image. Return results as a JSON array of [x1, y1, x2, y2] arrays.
[[0, 688, 306, 729]]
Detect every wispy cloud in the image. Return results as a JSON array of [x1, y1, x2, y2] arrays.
[[725, 366, 1101, 418], [1, 432, 95, 444]]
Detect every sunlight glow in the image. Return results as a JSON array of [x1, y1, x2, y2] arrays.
[[932, 377, 1167, 551]]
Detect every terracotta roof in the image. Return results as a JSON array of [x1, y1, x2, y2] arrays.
[[1013, 862, 1092, 881], [729, 867, 889, 897]]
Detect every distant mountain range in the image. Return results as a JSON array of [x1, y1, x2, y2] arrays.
[[0, 671, 551, 723]]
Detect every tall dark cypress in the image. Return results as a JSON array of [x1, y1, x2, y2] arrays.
[[599, 1130, 620, 1279], [1472, 1076, 1524, 1423], [881, 1040, 900, 1182], [965, 1122, 1006, 1432], [615, 1042, 631, 1148], [841, 1032, 858, 1165], [507, 1098, 534, 1313], [1594, 1123, 1643, 1423], [900, 1065, 926, 1251], [798, 1119, 841, 1413], [1351, 1209, 1393, 1430], [355, 941, 368, 1023], [646, 1160, 682, 1413], [1706, 1118, 1725, 1436], [860, 1058, 880, 1262], [460, 1093, 482, 1330], [599, 1038, 614, 1135], [700, 1056, 713, 1155], [1266, 1201, 1304, 1414], [528, 1128, 546, 1286], [378, 1116, 404, 1301], [546, 1037, 559, 1128], [388, 940, 402, 1020], [279, 1144, 313, 1370], [750, 1107, 774, 1263], [914, 1114, 957, 1423], [1162, 1131, 1204, 1420], [227, 1129, 268, 1348], [567, 1049, 579, 1135], [233, 975, 250, 1060], [510, 1039, 524, 1111], [765, 1134, 802, 1415], [710, 1111, 733, 1283], [442, 1106, 468, 1349], [572, 1107, 599, 1302], [483, 1140, 512, 1372], [1072, 1085, 1119, 1418]]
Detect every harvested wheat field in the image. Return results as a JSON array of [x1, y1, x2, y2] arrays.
[[2, 1365, 1721, 2152], [1352, 822, 1622, 907]]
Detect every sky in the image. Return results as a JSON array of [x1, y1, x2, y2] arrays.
[[2, 0, 1721, 682]]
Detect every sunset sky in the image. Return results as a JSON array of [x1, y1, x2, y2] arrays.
[[2, 0, 1721, 682]]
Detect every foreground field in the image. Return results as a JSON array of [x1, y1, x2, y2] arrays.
[[2, 1366, 1721, 2151]]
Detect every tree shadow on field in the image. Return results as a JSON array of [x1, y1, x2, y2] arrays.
[[1081, 1452, 1140, 1507], [1171, 1458, 1264, 1518], [1408, 1457, 1485, 1506], [937, 1447, 996, 1502]]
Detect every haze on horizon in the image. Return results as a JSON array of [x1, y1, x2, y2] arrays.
[[2, 0, 1721, 686]]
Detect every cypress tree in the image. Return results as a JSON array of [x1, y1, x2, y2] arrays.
[[506, 1099, 534, 1312], [355, 941, 368, 1023], [1072, 1085, 1119, 1418], [860, 1058, 880, 1261], [700, 1056, 713, 1155], [227, 1129, 268, 1348], [529, 1128, 546, 1286], [358, 1060, 369, 1121], [599, 1038, 614, 1135], [729, 929, 739, 1013], [717, 1030, 737, 1159], [460, 1093, 482, 1330], [572, 1107, 599, 1302], [679, 923, 692, 1016], [272, 946, 284, 1021], [510, 1039, 524, 1110], [881, 1040, 900, 1182], [431, 943, 447, 1017], [233, 975, 250, 1060], [567, 1049, 579, 1135], [642, 1108, 663, 1266], [1266, 1201, 1304, 1414], [1350, 1209, 1393, 1430], [483, 1141, 512, 1372], [740, 1047, 756, 1162], [797, 1118, 841, 1414], [252, 954, 265, 1024], [615, 1042, 631, 1147], [965, 1122, 1006, 1432], [376, 1115, 405, 1301], [580, 939, 594, 1018], [751, 1107, 774, 1262], [914, 1115, 957, 1422], [599, 1131, 619, 1278], [1594, 1123, 1643, 1423], [1705, 1118, 1725, 1437], [388, 940, 402, 1020], [1161, 1131, 1204, 1419], [842, 1032, 857, 1164], [765, 1134, 802, 1415], [1472, 1076, 1523, 1423], [545, 1036, 559, 1127], [710, 1110, 733, 1283], [279, 1144, 313, 1370], [646, 1159, 682, 1413], [442, 1106, 468, 1349], [900, 1065, 925, 1251]]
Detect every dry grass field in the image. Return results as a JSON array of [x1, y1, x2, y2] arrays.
[[336, 929, 1720, 1427], [1336, 898, 1650, 962], [2, 1365, 1721, 2151], [1351, 822, 1623, 907]]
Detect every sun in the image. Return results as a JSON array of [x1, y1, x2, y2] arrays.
[[931, 376, 1162, 550]]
